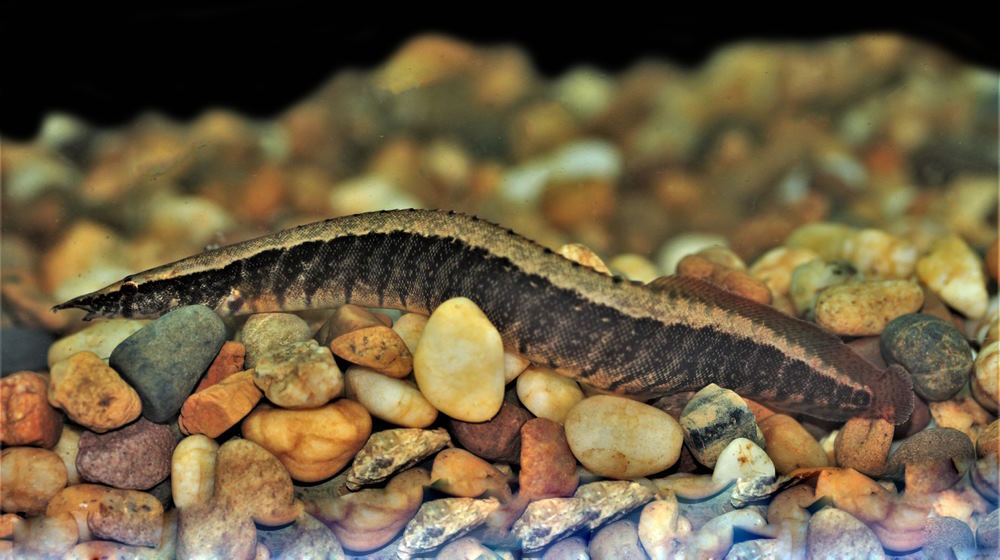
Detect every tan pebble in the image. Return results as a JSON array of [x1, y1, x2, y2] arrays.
[[345, 366, 438, 428], [15, 513, 78, 556], [515, 366, 583, 424], [0, 371, 63, 448], [430, 448, 510, 499], [788, 259, 854, 317], [0, 447, 67, 514], [589, 519, 644, 559], [558, 243, 612, 275], [638, 493, 688, 560], [785, 222, 856, 261], [171, 434, 219, 509], [835, 417, 893, 477], [47, 318, 149, 367], [414, 297, 505, 422], [840, 228, 917, 279], [47, 351, 141, 433], [375, 35, 478, 93], [214, 438, 302, 525], [917, 234, 989, 319], [928, 396, 993, 444], [806, 507, 885, 559], [436, 536, 495, 560], [193, 340, 245, 392], [565, 395, 682, 479], [978, 420, 999, 461], [253, 340, 343, 408], [330, 325, 413, 378], [178, 499, 257, 560], [87, 488, 164, 547], [972, 341, 999, 412], [503, 351, 531, 383], [53, 425, 82, 485], [712, 438, 775, 485], [309, 468, 428, 552], [180, 371, 262, 438], [656, 233, 728, 276], [814, 280, 923, 336], [392, 312, 429, 355], [609, 253, 660, 283], [242, 401, 372, 482], [759, 414, 829, 474], [749, 246, 821, 297], [677, 253, 772, 304], [239, 313, 313, 369], [45, 483, 108, 540]]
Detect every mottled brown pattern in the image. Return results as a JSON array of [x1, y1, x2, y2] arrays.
[[55, 209, 913, 424]]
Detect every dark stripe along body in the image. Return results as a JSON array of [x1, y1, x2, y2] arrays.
[[55, 209, 914, 425]]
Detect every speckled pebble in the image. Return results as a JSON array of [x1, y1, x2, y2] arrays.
[[240, 312, 313, 369], [448, 389, 532, 463], [110, 305, 227, 422], [76, 417, 176, 490], [253, 339, 343, 408], [814, 279, 924, 336], [679, 383, 765, 468], [922, 516, 976, 558], [835, 417, 893, 477], [711, 437, 775, 485], [884, 427, 975, 482], [256, 511, 345, 560], [806, 507, 885, 560], [880, 313, 973, 401], [972, 340, 999, 412], [519, 418, 578, 500], [840, 228, 917, 280], [978, 508, 998, 549], [917, 234, 988, 319]]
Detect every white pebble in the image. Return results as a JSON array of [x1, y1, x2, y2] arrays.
[[47, 319, 149, 367], [515, 366, 584, 424], [413, 298, 505, 422], [345, 366, 438, 428], [711, 438, 775, 486]]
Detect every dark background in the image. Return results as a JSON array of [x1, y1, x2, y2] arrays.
[[2, 6, 997, 140]]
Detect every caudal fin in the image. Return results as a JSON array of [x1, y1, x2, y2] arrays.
[[870, 364, 914, 426]]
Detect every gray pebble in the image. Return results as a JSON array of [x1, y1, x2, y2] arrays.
[[77, 417, 176, 490], [239, 312, 312, 368], [1, 327, 54, 375], [977, 508, 998, 549], [680, 383, 765, 468], [880, 313, 973, 401], [588, 520, 644, 560], [257, 512, 345, 559], [922, 516, 976, 558], [110, 305, 227, 422]]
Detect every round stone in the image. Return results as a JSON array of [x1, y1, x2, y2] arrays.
[[880, 313, 973, 401]]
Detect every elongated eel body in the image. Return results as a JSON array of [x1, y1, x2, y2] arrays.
[[55, 209, 913, 424]]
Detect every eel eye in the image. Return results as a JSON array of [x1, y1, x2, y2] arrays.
[[121, 281, 139, 295]]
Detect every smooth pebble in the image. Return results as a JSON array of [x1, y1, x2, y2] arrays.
[[515, 366, 584, 424], [917, 234, 988, 319], [345, 365, 438, 428]]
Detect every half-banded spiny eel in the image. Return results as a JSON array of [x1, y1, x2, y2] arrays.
[[54, 209, 914, 425]]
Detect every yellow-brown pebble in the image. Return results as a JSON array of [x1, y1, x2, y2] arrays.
[[972, 341, 999, 412], [429, 448, 510, 498], [558, 243, 612, 275], [515, 366, 584, 424], [171, 435, 219, 509], [242, 400, 372, 482], [45, 483, 108, 541], [758, 414, 829, 474], [47, 351, 141, 433], [414, 297, 505, 422], [53, 425, 82, 485], [677, 253, 772, 304], [814, 280, 924, 336], [749, 246, 821, 297], [0, 371, 63, 448], [180, 371, 262, 438], [917, 234, 989, 319], [344, 366, 438, 428], [0, 447, 68, 515]]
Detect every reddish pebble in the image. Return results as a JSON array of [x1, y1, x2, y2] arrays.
[[76, 418, 176, 490], [519, 418, 578, 500], [1, 372, 63, 448], [194, 341, 245, 393]]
